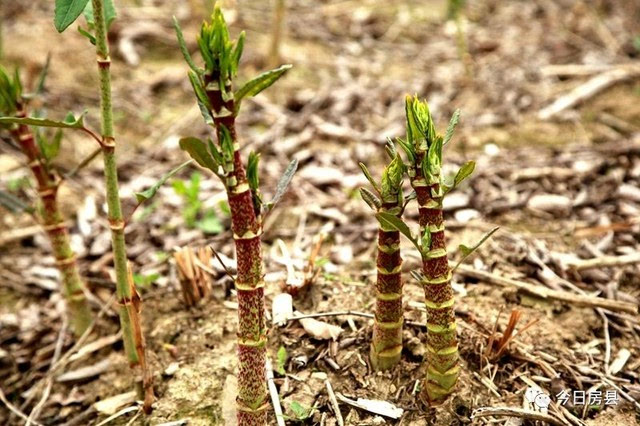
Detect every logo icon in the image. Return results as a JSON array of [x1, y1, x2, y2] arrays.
[[525, 387, 551, 409]]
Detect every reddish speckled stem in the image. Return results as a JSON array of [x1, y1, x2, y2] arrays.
[[206, 74, 268, 425], [371, 201, 403, 370], [10, 108, 92, 336], [411, 154, 459, 404]]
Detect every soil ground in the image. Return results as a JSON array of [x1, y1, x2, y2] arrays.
[[1, 0, 639, 425]]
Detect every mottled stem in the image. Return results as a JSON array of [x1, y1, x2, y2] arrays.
[[10, 110, 91, 337], [206, 74, 268, 425], [411, 154, 459, 404], [371, 202, 403, 370]]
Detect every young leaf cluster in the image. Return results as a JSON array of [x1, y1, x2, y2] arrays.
[[174, 5, 292, 118], [359, 142, 406, 212], [0, 67, 22, 118], [374, 97, 498, 265]]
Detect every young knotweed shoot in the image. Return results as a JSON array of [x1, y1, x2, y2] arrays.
[[360, 148, 407, 370], [51, 0, 153, 412], [174, 6, 295, 424], [384, 95, 497, 405], [0, 65, 92, 337]]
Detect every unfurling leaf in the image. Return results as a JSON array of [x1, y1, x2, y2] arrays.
[[358, 162, 381, 194], [36, 129, 62, 162], [54, 0, 90, 32], [452, 227, 499, 272], [443, 109, 460, 146], [405, 95, 435, 147], [178, 137, 217, 172], [276, 346, 287, 375], [173, 16, 202, 75], [376, 211, 421, 252], [385, 139, 396, 159], [188, 71, 213, 125], [421, 227, 431, 251], [218, 126, 234, 169], [134, 159, 193, 203], [0, 112, 87, 129], [206, 138, 223, 166], [77, 26, 96, 44], [33, 54, 52, 97], [232, 31, 245, 70], [396, 137, 415, 163], [247, 151, 260, 191], [359, 187, 381, 211], [268, 158, 298, 208], [427, 135, 443, 177], [234, 64, 292, 106], [83, 0, 117, 30], [453, 160, 475, 188]]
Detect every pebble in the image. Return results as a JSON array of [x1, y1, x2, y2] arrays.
[[331, 245, 353, 264], [454, 208, 480, 223], [527, 194, 572, 212], [618, 184, 640, 203], [443, 192, 470, 211]]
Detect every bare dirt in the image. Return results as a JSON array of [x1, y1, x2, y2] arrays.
[[1, 0, 639, 425]]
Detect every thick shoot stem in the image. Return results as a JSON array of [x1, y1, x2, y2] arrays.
[[372, 201, 404, 370], [205, 73, 268, 424]]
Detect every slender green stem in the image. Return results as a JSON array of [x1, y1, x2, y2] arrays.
[[90, 0, 138, 366]]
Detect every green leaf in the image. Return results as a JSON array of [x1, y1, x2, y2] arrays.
[[232, 31, 245, 71], [358, 162, 381, 194], [178, 137, 217, 172], [452, 227, 499, 272], [133, 272, 159, 288], [381, 154, 404, 199], [385, 139, 396, 159], [33, 54, 52, 97], [375, 211, 421, 253], [443, 109, 460, 146], [206, 138, 223, 166], [0, 190, 31, 213], [421, 227, 431, 251], [247, 151, 260, 191], [453, 160, 475, 188], [396, 137, 415, 163], [134, 159, 193, 203], [54, 0, 90, 32], [36, 128, 62, 162], [188, 71, 213, 125], [0, 112, 86, 129], [289, 401, 312, 420], [268, 158, 298, 208], [173, 16, 202, 75], [276, 346, 287, 375], [77, 26, 96, 44], [359, 187, 381, 211], [83, 0, 117, 30], [427, 135, 443, 177], [196, 211, 223, 234], [234, 64, 292, 105]]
